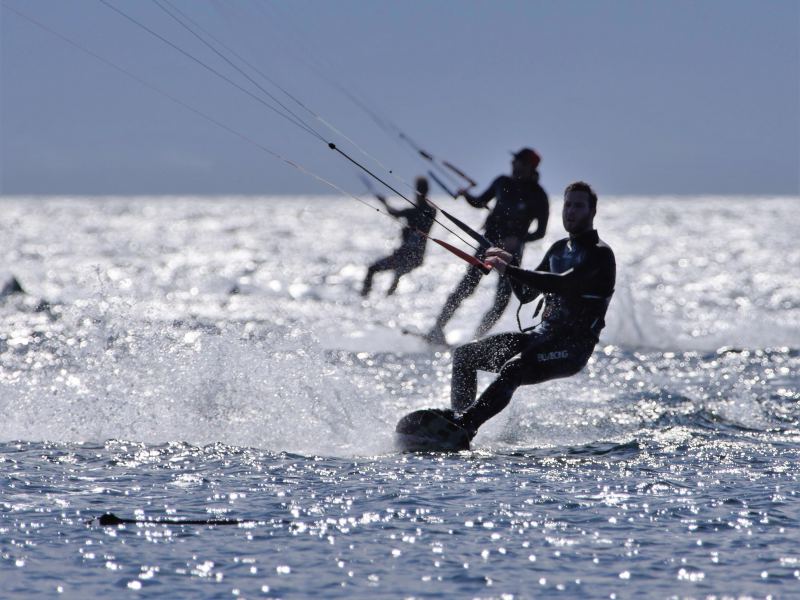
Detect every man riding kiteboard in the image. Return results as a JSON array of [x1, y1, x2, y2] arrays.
[[361, 177, 436, 297], [426, 147, 549, 344], [445, 181, 616, 441]]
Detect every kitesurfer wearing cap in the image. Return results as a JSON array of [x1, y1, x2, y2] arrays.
[[361, 177, 437, 297], [426, 148, 549, 344], [449, 181, 615, 439]]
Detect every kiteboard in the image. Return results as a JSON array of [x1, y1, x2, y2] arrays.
[[394, 408, 472, 452], [397, 325, 451, 349]]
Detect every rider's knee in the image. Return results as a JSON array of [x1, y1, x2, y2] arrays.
[[497, 360, 526, 387]]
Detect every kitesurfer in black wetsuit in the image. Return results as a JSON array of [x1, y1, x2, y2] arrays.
[[361, 177, 436, 297], [449, 181, 615, 439], [426, 148, 548, 344]]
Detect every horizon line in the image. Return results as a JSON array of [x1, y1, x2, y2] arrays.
[[1, 192, 799, 200]]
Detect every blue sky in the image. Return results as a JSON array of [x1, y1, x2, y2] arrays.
[[1, 0, 798, 196]]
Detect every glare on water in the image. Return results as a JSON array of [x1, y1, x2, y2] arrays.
[[1, 195, 798, 598]]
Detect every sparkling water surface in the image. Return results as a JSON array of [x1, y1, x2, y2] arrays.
[[1, 195, 799, 598]]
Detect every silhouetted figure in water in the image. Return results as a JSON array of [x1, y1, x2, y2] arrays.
[[361, 177, 436, 297], [449, 181, 615, 440], [426, 148, 548, 344]]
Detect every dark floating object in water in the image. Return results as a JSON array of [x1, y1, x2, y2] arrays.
[[95, 512, 246, 526], [395, 408, 472, 452]]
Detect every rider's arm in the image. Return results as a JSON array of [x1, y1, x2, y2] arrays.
[[393, 207, 417, 220], [525, 197, 549, 242], [508, 252, 550, 303], [379, 196, 405, 218], [462, 177, 502, 209], [505, 247, 614, 296]]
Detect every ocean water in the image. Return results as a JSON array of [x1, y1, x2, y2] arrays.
[[1, 194, 798, 599]]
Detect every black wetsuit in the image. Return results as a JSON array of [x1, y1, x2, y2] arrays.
[[451, 229, 615, 435], [362, 201, 437, 296], [433, 174, 548, 336]]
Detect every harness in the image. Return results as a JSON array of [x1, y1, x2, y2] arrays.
[[515, 291, 614, 339]]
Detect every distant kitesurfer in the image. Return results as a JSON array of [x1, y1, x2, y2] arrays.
[[426, 148, 548, 344], [361, 177, 436, 297], [449, 181, 615, 440]]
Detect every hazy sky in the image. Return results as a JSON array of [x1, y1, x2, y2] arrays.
[[1, 0, 798, 196]]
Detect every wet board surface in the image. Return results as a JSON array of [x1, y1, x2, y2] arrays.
[[394, 408, 471, 452]]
